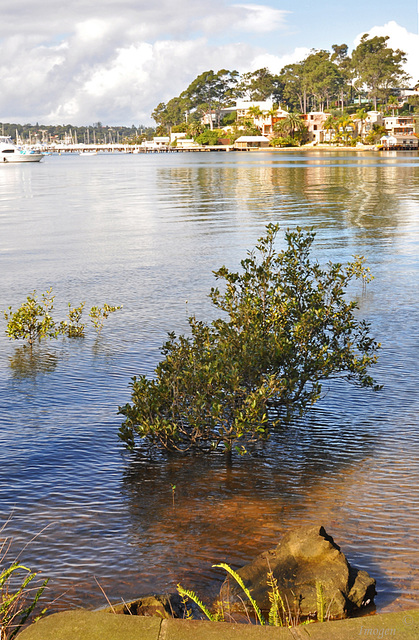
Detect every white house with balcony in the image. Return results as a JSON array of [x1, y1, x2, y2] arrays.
[[236, 100, 289, 136], [383, 116, 418, 135]]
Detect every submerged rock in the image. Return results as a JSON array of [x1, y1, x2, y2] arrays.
[[103, 593, 185, 618], [217, 525, 376, 620], [103, 593, 206, 620]]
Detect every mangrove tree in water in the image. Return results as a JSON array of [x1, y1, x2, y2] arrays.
[[118, 224, 380, 455]]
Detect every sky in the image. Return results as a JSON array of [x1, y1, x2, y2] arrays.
[[0, 0, 418, 126]]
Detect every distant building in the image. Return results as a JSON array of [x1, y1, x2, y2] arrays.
[[235, 100, 289, 136], [399, 88, 419, 100], [303, 112, 330, 143], [142, 137, 170, 150], [175, 138, 200, 149], [152, 137, 170, 147], [364, 111, 383, 131], [234, 135, 270, 150], [235, 99, 275, 118], [170, 132, 187, 143], [383, 116, 418, 135], [380, 134, 418, 150]]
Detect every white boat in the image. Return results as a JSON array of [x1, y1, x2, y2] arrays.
[[0, 136, 44, 163]]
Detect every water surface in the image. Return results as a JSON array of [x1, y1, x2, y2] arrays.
[[0, 150, 418, 613]]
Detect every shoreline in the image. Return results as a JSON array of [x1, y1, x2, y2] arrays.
[[18, 607, 419, 639], [259, 144, 378, 152]]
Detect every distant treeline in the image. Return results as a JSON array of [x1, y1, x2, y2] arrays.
[[0, 122, 156, 144], [152, 35, 417, 134]]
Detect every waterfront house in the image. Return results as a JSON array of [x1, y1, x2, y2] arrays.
[[380, 134, 419, 150], [170, 132, 187, 144], [235, 99, 274, 119], [303, 112, 331, 143], [152, 137, 170, 147], [384, 115, 419, 136], [360, 111, 382, 137], [235, 99, 289, 136], [175, 138, 200, 149], [234, 135, 270, 149]]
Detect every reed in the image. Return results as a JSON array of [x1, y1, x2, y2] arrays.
[[0, 523, 49, 639], [177, 562, 331, 628]]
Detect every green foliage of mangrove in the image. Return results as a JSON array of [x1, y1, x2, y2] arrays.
[[4, 289, 57, 347], [119, 224, 380, 455], [88, 304, 123, 334], [4, 291, 122, 347]]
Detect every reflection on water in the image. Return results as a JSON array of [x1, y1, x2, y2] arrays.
[[0, 151, 419, 615], [9, 345, 58, 378]]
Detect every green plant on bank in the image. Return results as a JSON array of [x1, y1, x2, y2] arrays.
[[316, 580, 325, 623], [4, 288, 58, 348], [364, 123, 386, 145], [177, 563, 326, 627], [0, 565, 48, 639], [177, 585, 221, 622], [119, 224, 381, 458], [88, 304, 122, 334], [266, 569, 287, 626], [4, 292, 122, 346], [0, 530, 49, 640], [194, 129, 224, 146], [269, 136, 299, 148]]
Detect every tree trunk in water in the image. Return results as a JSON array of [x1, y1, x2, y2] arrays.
[[225, 447, 233, 468]]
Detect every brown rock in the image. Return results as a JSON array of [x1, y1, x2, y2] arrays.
[[103, 594, 185, 618], [217, 525, 376, 620]]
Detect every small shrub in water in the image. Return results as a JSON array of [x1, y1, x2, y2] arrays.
[[4, 290, 122, 346], [88, 304, 122, 333], [59, 302, 86, 338], [4, 288, 57, 348]]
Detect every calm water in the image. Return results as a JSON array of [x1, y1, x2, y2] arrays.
[[0, 150, 419, 614]]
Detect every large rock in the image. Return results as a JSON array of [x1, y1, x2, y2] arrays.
[[217, 525, 376, 620]]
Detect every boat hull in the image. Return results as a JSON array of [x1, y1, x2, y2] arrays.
[[2, 153, 44, 163]]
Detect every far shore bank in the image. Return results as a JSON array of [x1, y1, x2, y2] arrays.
[[30, 141, 418, 155], [253, 144, 379, 152]]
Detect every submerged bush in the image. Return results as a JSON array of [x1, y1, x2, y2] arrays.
[[119, 224, 380, 456], [3, 289, 57, 347], [4, 291, 122, 347]]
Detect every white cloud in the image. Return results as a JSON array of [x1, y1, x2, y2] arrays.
[[74, 19, 111, 43], [248, 47, 311, 74], [232, 4, 289, 33], [4, 7, 417, 128], [0, 0, 293, 125], [354, 21, 419, 85], [31, 38, 259, 125]]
